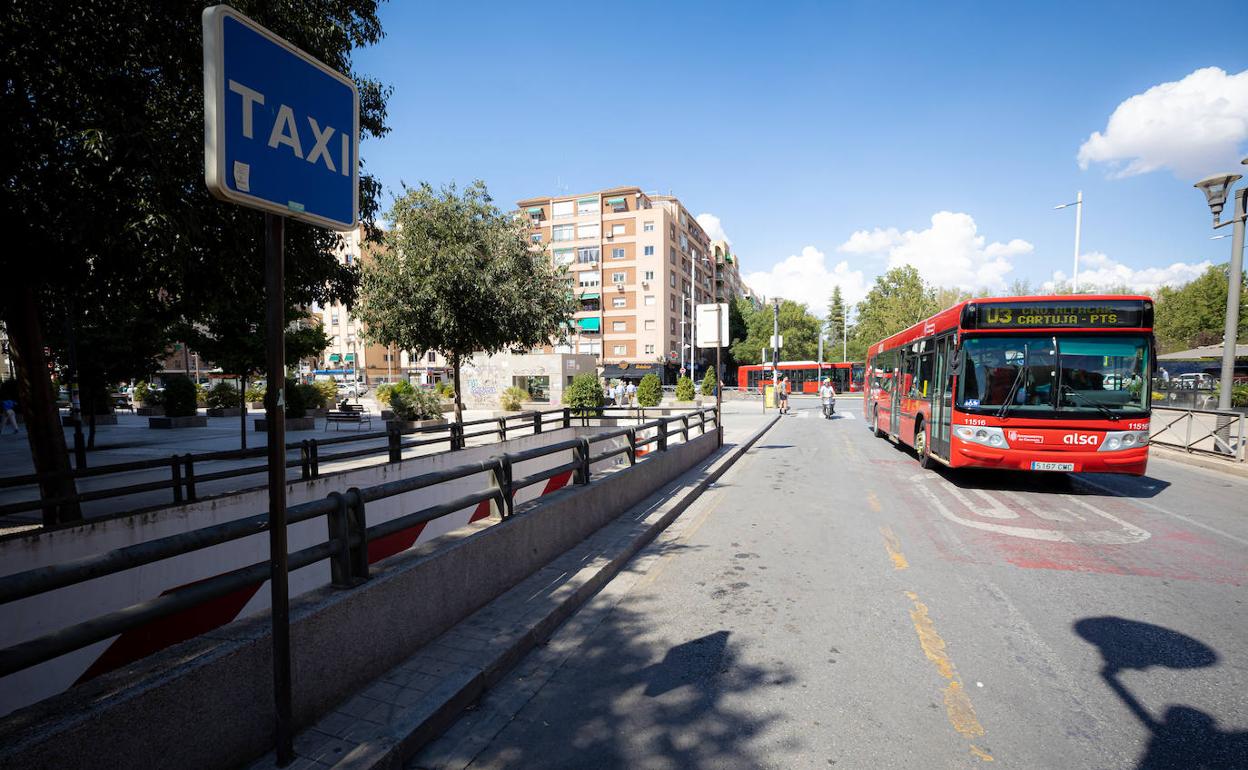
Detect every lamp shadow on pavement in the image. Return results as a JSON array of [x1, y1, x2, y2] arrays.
[[1074, 616, 1247, 769]]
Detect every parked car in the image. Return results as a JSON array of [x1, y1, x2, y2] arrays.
[[336, 381, 367, 397], [1175, 373, 1215, 390]]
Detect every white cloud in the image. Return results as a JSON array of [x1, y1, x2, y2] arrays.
[[1078, 67, 1248, 179], [837, 211, 1032, 292], [743, 246, 870, 316], [1043, 252, 1212, 294], [695, 212, 731, 245]]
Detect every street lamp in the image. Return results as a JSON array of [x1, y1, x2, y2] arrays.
[[1054, 191, 1084, 293], [1193, 167, 1247, 413]]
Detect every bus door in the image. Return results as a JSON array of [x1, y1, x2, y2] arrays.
[[930, 333, 954, 458], [889, 358, 903, 437]]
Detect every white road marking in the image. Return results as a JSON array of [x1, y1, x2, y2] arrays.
[[1073, 476, 1248, 547], [969, 488, 1020, 519]]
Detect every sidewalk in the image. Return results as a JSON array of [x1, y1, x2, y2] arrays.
[[248, 406, 777, 770]]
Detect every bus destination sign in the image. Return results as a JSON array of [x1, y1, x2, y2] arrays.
[[966, 300, 1150, 330]]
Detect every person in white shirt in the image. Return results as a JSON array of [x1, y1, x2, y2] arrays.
[[625, 380, 637, 406], [819, 378, 837, 418]]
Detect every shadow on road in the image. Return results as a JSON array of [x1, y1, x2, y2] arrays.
[[1074, 616, 1247, 769]]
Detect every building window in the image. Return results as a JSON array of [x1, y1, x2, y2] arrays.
[[670, 224, 676, 240], [427, 351, 437, 362], [644, 344, 655, 354], [669, 271, 677, 287], [643, 270, 655, 281], [612, 247, 625, 259], [513, 375, 550, 403], [577, 247, 599, 263], [578, 222, 599, 239], [680, 234, 689, 252], [643, 245, 654, 256], [670, 246, 677, 264], [670, 319, 676, 334], [612, 321, 626, 332], [612, 296, 627, 308], [331, 313, 339, 325], [553, 200, 574, 218], [613, 345, 627, 356], [531, 233, 542, 243], [643, 221, 655, 232], [611, 224, 625, 236], [552, 224, 574, 241], [345, 254, 353, 265], [554, 248, 574, 265], [578, 271, 601, 287], [611, 271, 626, 283], [644, 319, 656, 331], [644, 295, 656, 306], [670, 296, 676, 311], [577, 197, 598, 216]]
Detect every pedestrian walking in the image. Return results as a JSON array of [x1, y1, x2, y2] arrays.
[[614, 381, 626, 408], [1, 398, 19, 434], [778, 376, 790, 415], [625, 380, 637, 407]]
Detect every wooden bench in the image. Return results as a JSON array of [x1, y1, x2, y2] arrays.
[[326, 405, 371, 431]]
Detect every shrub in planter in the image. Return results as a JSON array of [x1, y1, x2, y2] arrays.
[[205, 382, 241, 410], [162, 375, 198, 417], [390, 388, 442, 421], [675, 376, 695, 402], [434, 380, 455, 400], [313, 379, 338, 407], [701, 369, 717, 398], [133, 381, 162, 407], [376, 380, 413, 407], [245, 385, 265, 403], [562, 372, 604, 418], [500, 386, 529, 412], [300, 382, 327, 411], [284, 378, 308, 419], [637, 373, 662, 408]]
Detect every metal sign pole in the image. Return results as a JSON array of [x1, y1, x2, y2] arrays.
[[264, 212, 293, 766]]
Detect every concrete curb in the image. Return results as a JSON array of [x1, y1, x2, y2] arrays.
[[328, 417, 780, 770], [1150, 444, 1248, 479]]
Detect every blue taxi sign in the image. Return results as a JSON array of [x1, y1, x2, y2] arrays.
[[203, 5, 358, 230]]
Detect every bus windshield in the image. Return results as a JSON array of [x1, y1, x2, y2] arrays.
[[957, 334, 1150, 416]]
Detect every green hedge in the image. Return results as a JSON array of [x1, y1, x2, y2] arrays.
[[162, 375, 198, 417]]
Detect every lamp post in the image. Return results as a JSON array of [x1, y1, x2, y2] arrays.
[[1194, 167, 1247, 413], [1054, 191, 1084, 293]]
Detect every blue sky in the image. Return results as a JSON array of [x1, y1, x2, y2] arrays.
[[352, 0, 1248, 313]]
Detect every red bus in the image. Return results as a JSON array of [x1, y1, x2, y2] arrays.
[[864, 295, 1155, 475], [737, 361, 864, 394]]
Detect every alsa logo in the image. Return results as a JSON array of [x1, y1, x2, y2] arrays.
[[1063, 434, 1100, 446], [923, 321, 936, 335], [1007, 431, 1043, 444]]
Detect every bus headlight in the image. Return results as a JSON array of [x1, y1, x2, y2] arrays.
[[1098, 430, 1149, 451], [955, 425, 1010, 449]]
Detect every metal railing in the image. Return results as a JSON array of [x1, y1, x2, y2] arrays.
[[0, 406, 711, 523], [1149, 407, 1246, 461], [0, 407, 718, 679]]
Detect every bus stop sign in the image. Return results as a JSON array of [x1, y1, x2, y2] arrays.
[[203, 5, 358, 230]]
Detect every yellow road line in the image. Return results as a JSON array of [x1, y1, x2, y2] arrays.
[[904, 590, 993, 761], [879, 525, 909, 570], [867, 491, 882, 512]]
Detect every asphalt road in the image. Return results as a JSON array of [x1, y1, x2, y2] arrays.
[[413, 397, 1248, 769]]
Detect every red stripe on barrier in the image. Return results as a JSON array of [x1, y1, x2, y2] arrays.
[[367, 522, 428, 564], [469, 499, 492, 523], [75, 578, 263, 685], [542, 470, 573, 496]]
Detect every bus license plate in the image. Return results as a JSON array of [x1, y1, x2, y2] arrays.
[[1032, 461, 1075, 472]]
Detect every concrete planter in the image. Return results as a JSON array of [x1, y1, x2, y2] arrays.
[[149, 416, 208, 429], [62, 414, 117, 426], [206, 407, 244, 418], [308, 408, 329, 418], [381, 409, 395, 421], [254, 417, 316, 432], [385, 417, 447, 430], [136, 406, 164, 416], [248, 401, 265, 410]]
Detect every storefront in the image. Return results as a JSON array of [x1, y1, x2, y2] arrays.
[[600, 363, 661, 383]]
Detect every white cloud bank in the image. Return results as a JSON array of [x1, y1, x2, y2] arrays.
[[1078, 67, 1248, 179], [743, 246, 869, 316], [1043, 252, 1212, 294], [838, 211, 1033, 293], [695, 212, 731, 245]]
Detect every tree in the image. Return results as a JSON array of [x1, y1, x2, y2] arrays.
[[354, 181, 576, 422], [675, 377, 695, 402], [637, 373, 662, 408], [1154, 264, 1248, 352], [824, 286, 846, 353], [730, 300, 822, 366], [1, 1, 390, 524], [562, 372, 604, 421], [848, 266, 938, 361], [701, 368, 717, 398]]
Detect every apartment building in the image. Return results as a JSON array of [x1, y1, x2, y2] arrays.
[[318, 227, 451, 386], [518, 187, 729, 382]]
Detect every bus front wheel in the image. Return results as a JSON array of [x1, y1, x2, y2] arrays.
[[915, 419, 935, 469], [872, 406, 885, 438]]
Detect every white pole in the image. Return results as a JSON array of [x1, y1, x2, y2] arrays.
[[843, 308, 848, 362], [689, 255, 697, 381], [1072, 190, 1083, 293], [680, 296, 686, 376]]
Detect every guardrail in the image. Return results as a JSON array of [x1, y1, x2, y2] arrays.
[[0, 407, 718, 680], [1149, 407, 1246, 461], [0, 406, 713, 524]]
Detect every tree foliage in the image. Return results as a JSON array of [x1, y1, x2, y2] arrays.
[[562, 372, 604, 418], [354, 181, 576, 421], [824, 286, 846, 347], [730, 300, 822, 365], [675, 376, 695, 402], [847, 266, 939, 360], [637, 373, 662, 407], [1153, 264, 1248, 352]]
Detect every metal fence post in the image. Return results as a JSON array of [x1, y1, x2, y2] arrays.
[[626, 428, 636, 465], [310, 439, 320, 478], [326, 489, 369, 588], [576, 438, 592, 485], [658, 420, 668, 452], [299, 440, 310, 480], [1185, 412, 1193, 453], [533, 410, 543, 435], [452, 421, 464, 450], [563, 408, 571, 429], [171, 456, 183, 504], [493, 456, 514, 518], [497, 417, 507, 442], [183, 454, 196, 502], [387, 423, 402, 464], [681, 415, 690, 442], [73, 428, 87, 470]]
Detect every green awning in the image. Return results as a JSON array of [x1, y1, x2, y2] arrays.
[[526, 206, 543, 214], [577, 197, 597, 204], [604, 196, 626, 204], [344, 353, 355, 362], [329, 354, 341, 362], [578, 317, 601, 332], [579, 293, 600, 300]]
